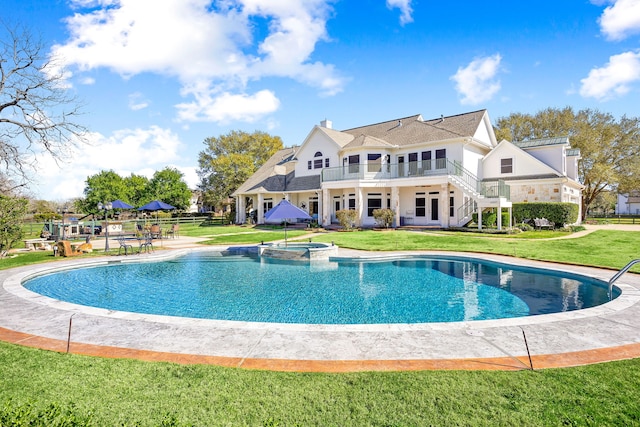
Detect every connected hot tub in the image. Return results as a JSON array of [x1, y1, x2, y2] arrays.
[[258, 241, 338, 260]]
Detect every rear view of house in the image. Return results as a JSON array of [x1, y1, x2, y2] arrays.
[[233, 110, 583, 228]]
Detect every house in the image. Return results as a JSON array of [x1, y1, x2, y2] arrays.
[[617, 193, 640, 215], [233, 110, 583, 228]]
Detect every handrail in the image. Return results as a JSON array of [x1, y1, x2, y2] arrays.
[[609, 259, 640, 299]]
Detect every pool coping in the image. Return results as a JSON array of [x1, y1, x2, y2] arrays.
[[2, 247, 640, 372]]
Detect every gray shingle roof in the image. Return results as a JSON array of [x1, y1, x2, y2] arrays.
[[286, 174, 321, 192], [342, 134, 396, 149], [566, 148, 581, 156], [232, 146, 297, 196], [342, 110, 487, 147]]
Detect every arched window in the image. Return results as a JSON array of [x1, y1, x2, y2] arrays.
[[313, 151, 324, 169]]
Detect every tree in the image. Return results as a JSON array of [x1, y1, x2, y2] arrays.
[[80, 170, 129, 214], [198, 130, 283, 210], [591, 190, 617, 216], [123, 173, 150, 208], [0, 24, 87, 185], [0, 194, 28, 257], [494, 107, 640, 220], [146, 167, 191, 210]]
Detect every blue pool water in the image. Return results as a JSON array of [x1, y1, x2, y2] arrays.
[[23, 253, 613, 324]]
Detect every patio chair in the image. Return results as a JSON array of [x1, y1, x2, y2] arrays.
[[117, 236, 134, 255], [138, 233, 154, 254], [165, 223, 179, 239], [150, 224, 162, 239]]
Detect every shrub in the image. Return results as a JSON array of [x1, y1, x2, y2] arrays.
[[513, 202, 579, 227], [518, 223, 534, 232], [472, 210, 497, 227], [501, 211, 510, 227], [336, 209, 358, 230], [0, 195, 28, 257], [372, 208, 395, 228]]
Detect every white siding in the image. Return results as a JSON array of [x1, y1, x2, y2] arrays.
[[521, 146, 565, 175], [483, 141, 559, 180], [295, 129, 340, 178]]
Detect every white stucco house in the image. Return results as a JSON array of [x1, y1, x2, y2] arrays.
[[233, 110, 583, 228]]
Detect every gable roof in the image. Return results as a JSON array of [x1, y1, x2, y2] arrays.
[[342, 134, 396, 150], [232, 146, 297, 196], [484, 139, 563, 178], [342, 110, 489, 147]]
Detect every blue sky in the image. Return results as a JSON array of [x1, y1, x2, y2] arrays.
[[5, 0, 640, 200]]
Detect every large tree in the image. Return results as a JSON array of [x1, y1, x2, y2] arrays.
[[81, 170, 129, 215], [494, 107, 640, 220], [198, 130, 283, 210], [0, 24, 87, 187], [146, 167, 191, 210]]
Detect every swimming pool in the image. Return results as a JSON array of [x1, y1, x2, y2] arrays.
[[23, 252, 614, 324]]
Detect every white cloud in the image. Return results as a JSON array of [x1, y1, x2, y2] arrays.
[[599, 0, 640, 41], [450, 54, 502, 105], [580, 50, 640, 100], [386, 0, 414, 25], [176, 89, 280, 123], [128, 92, 149, 111], [32, 126, 189, 199], [51, 0, 345, 124]]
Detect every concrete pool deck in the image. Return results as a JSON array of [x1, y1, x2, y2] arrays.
[[1, 229, 640, 372]]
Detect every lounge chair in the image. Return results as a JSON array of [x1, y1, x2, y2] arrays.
[[56, 240, 82, 257]]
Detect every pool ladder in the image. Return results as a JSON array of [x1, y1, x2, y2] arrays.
[[608, 259, 640, 300]]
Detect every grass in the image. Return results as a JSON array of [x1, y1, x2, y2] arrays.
[[2, 222, 640, 425], [312, 229, 640, 271], [1, 341, 640, 426]]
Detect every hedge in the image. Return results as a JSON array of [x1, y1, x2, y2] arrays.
[[512, 202, 579, 227]]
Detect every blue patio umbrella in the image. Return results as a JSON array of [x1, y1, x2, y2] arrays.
[[264, 199, 311, 246], [110, 199, 134, 209], [137, 200, 176, 224], [137, 200, 176, 211]]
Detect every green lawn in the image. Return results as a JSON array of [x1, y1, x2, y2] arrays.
[[312, 229, 640, 270], [2, 224, 640, 425]]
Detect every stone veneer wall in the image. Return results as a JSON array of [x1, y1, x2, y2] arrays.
[[509, 183, 563, 203]]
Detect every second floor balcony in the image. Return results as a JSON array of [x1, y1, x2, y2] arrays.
[[321, 158, 510, 200], [322, 159, 451, 182]]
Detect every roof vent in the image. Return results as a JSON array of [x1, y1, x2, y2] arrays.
[[398, 120, 402, 127], [440, 114, 445, 122]]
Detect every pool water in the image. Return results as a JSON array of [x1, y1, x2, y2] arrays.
[[23, 253, 613, 324]]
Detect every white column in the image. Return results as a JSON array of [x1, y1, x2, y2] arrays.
[[322, 189, 330, 226], [441, 184, 449, 228], [357, 187, 364, 227], [391, 186, 400, 227], [257, 193, 264, 224], [478, 207, 483, 230], [236, 196, 245, 224]]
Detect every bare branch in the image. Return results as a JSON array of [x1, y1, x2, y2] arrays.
[[0, 22, 88, 185]]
